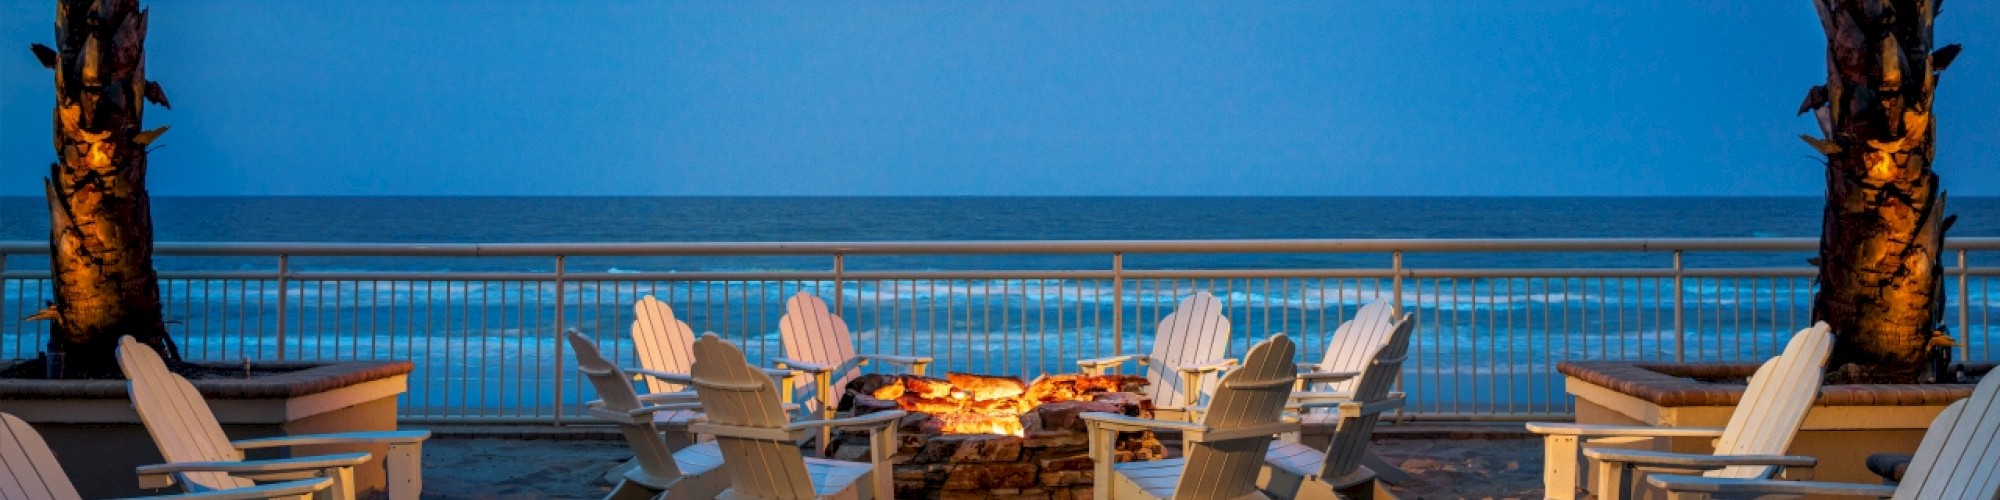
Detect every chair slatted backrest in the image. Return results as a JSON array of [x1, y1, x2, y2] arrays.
[[1, 412, 81, 500], [565, 330, 683, 483], [1894, 371, 2000, 500], [1314, 302, 1399, 394], [632, 295, 698, 393], [690, 334, 816, 499], [1705, 323, 1834, 479], [1319, 313, 1415, 479], [1146, 292, 1232, 407], [1174, 333, 1297, 499], [117, 335, 258, 492], [779, 293, 861, 392]]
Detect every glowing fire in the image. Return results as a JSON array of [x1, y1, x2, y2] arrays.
[[864, 373, 1143, 436]]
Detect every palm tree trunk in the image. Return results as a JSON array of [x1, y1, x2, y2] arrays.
[[1806, 0, 1961, 383], [33, 0, 178, 378]]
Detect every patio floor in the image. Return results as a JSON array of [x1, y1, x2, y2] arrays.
[[403, 424, 1543, 500]]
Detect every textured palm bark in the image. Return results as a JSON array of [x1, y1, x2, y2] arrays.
[[33, 0, 178, 377], [1805, 0, 1961, 383]]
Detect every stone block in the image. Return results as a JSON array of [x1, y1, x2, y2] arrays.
[[1029, 400, 1124, 432], [1039, 453, 1093, 471], [944, 463, 1039, 489]]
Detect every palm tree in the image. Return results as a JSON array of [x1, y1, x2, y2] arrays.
[[1804, 0, 1962, 383], [28, 0, 179, 378]]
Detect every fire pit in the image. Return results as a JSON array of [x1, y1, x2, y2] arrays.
[[831, 373, 1170, 499]]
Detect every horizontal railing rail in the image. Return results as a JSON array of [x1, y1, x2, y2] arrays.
[[4, 238, 1996, 423]]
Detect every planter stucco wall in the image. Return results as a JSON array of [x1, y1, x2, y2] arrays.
[[1560, 361, 1982, 500], [0, 361, 411, 498]]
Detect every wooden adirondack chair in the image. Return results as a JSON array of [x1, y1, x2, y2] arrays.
[[775, 292, 929, 453], [686, 333, 906, 500], [1293, 302, 1400, 398], [2, 412, 340, 500], [1526, 323, 1835, 500], [1647, 369, 2000, 500], [1078, 292, 1236, 419], [628, 296, 799, 430], [1259, 311, 1415, 500], [1281, 302, 1412, 485], [565, 329, 731, 500], [1081, 333, 1301, 500], [115, 336, 431, 500]]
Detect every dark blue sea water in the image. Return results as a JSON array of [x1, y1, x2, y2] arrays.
[[8, 196, 2000, 270], [4, 197, 1998, 417]]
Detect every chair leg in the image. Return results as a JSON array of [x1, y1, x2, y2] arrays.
[[1594, 460, 1632, 500], [604, 478, 658, 500], [1543, 435, 1583, 500], [319, 465, 356, 500], [384, 442, 424, 500], [1359, 447, 1411, 485]]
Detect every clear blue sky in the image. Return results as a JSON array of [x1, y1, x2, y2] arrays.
[[2, 1, 1996, 196]]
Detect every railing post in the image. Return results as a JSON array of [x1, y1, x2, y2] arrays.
[[1112, 252, 1124, 356], [1391, 251, 1404, 315], [833, 253, 845, 310], [552, 255, 566, 425], [1673, 250, 1685, 363], [276, 255, 290, 361], [1958, 249, 1969, 361]]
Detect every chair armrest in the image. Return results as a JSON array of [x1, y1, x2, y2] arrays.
[[689, 422, 810, 442], [1295, 370, 1361, 384], [113, 477, 335, 500], [787, 410, 909, 432], [1188, 421, 1299, 443], [1866, 453, 1912, 483], [137, 453, 373, 475], [773, 357, 833, 373], [1523, 422, 1726, 438], [136, 453, 372, 489], [1080, 412, 1207, 433], [628, 368, 695, 385], [762, 367, 803, 380], [1647, 474, 1898, 498], [1583, 448, 1817, 469], [1289, 390, 1355, 401], [1332, 395, 1404, 417], [635, 391, 700, 404], [1076, 355, 1147, 371], [231, 430, 430, 450], [1178, 358, 1238, 374], [856, 354, 932, 368]]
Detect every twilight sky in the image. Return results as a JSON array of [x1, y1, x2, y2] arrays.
[[2, 1, 1997, 196]]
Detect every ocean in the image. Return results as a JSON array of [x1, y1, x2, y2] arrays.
[[3, 197, 1997, 416]]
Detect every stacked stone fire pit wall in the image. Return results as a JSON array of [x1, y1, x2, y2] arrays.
[[834, 374, 1168, 499]]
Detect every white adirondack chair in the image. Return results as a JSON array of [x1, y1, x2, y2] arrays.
[[686, 333, 906, 500], [628, 295, 800, 429], [1526, 323, 1835, 500], [115, 336, 431, 500], [1646, 369, 2000, 500], [775, 292, 929, 453], [1078, 292, 1236, 419], [2, 412, 339, 500], [1259, 311, 1415, 500], [1282, 302, 1412, 485], [1293, 302, 1401, 398], [565, 329, 731, 500], [1081, 333, 1301, 500]]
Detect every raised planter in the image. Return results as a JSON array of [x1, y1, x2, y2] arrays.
[[0, 360, 412, 498], [1558, 361, 1984, 498]]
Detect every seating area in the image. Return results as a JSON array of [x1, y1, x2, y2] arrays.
[[6, 292, 1997, 500]]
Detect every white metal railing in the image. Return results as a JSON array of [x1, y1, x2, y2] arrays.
[[3, 238, 1997, 422]]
